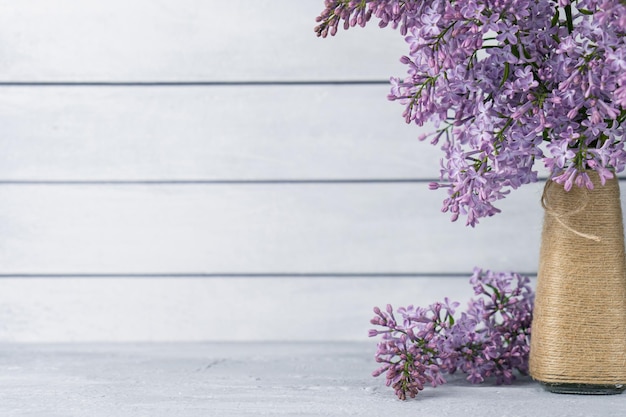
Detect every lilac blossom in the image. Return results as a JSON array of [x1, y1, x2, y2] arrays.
[[316, 0, 626, 226], [369, 268, 534, 400]]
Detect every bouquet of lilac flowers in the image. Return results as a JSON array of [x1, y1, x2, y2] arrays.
[[369, 269, 534, 400], [316, 0, 626, 226]]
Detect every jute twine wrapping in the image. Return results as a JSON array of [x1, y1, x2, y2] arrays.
[[529, 172, 626, 385]]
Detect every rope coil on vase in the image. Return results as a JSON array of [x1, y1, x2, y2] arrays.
[[530, 172, 626, 385]]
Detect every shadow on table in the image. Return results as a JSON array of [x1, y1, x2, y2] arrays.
[[398, 373, 538, 401]]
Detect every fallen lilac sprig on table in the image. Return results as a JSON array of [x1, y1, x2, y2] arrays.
[[369, 268, 534, 400]]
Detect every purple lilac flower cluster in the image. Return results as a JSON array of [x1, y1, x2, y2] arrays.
[[369, 268, 534, 400], [316, 0, 626, 226]]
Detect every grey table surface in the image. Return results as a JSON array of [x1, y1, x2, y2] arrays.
[[1, 342, 624, 417]]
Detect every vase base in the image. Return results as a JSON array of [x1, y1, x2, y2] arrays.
[[540, 382, 625, 395]]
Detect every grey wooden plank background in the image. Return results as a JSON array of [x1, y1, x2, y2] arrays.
[[0, 0, 405, 81], [0, 184, 543, 274], [0, 86, 436, 180], [0, 0, 579, 342], [0, 278, 482, 342]]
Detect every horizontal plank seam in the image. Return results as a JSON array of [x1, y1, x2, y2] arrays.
[[0, 179, 440, 185], [0, 81, 390, 87], [0, 272, 538, 278], [0, 177, 613, 185]]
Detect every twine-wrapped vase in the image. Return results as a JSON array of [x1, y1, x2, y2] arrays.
[[530, 171, 626, 394]]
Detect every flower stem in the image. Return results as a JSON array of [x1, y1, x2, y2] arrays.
[[564, 5, 574, 33]]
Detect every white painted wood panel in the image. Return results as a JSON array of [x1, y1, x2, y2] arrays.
[[0, 277, 498, 342], [0, 183, 546, 274], [0, 0, 406, 82], [0, 0, 583, 349], [0, 86, 437, 180]]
